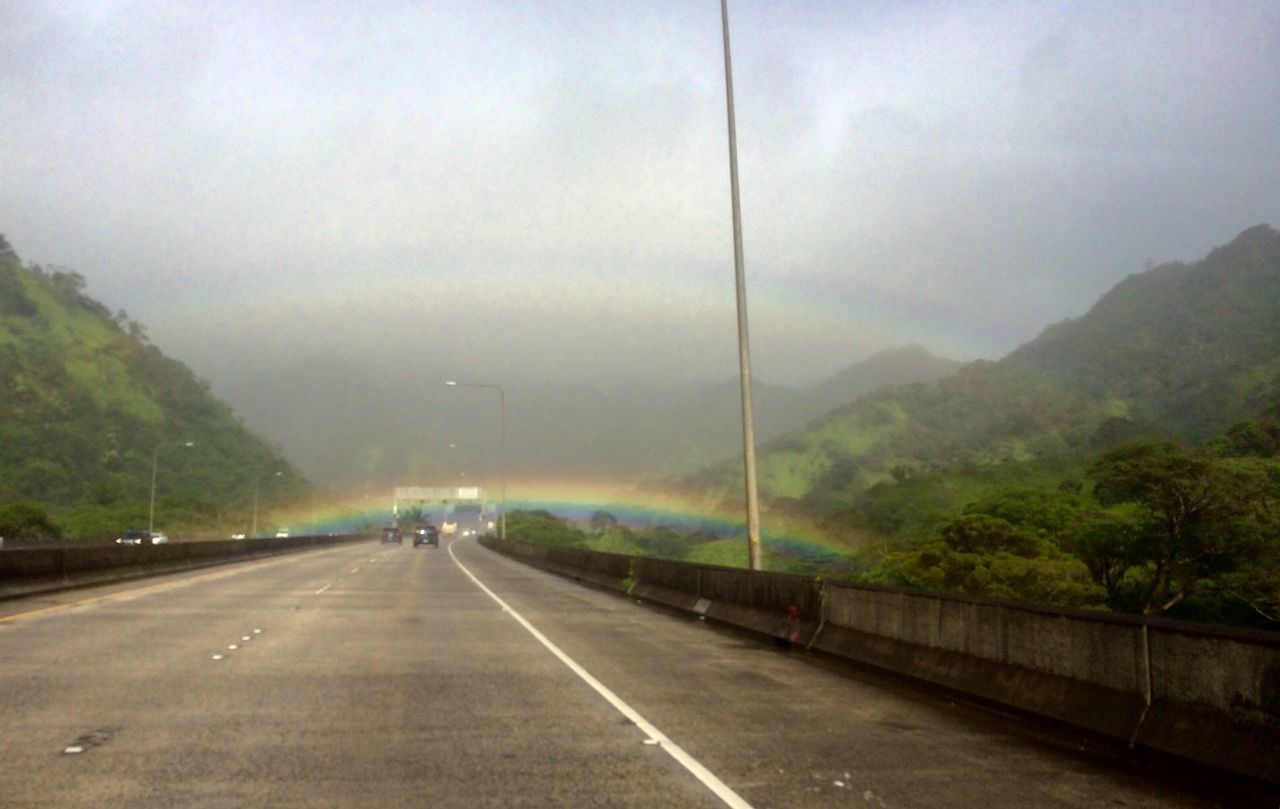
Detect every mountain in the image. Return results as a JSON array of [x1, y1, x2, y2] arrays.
[[1004, 224, 1280, 437], [0, 235, 309, 535], [207, 344, 963, 489], [804, 344, 964, 413], [684, 225, 1280, 514]]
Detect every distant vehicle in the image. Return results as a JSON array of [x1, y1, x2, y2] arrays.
[[413, 524, 439, 548], [149, 532, 169, 544], [116, 530, 148, 545], [379, 526, 403, 545], [462, 529, 475, 537], [441, 521, 457, 537], [230, 533, 246, 540], [275, 529, 290, 538]]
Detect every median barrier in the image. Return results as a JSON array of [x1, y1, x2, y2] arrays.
[[631, 557, 701, 611], [1138, 622, 1280, 785], [481, 536, 1280, 789], [0, 534, 370, 600]]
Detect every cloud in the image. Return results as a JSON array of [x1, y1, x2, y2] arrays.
[[1, 0, 1278, 390]]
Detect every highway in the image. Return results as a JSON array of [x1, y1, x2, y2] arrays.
[[0, 538, 1230, 808]]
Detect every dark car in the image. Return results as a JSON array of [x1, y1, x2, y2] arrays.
[[379, 526, 403, 545], [413, 524, 439, 548], [116, 529, 149, 545]]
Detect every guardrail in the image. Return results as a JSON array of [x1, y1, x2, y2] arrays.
[[481, 536, 1280, 791], [0, 534, 370, 600]]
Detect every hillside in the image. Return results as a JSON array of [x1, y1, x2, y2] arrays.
[[0, 235, 310, 538], [685, 225, 1280, 515], [211, 343, 962, 488]]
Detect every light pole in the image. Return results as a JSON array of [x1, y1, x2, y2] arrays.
[[720, 0, 762, 570], [149, 440, 195, 535], [252, 469, 282, 538], [445, 381, 506, 540]]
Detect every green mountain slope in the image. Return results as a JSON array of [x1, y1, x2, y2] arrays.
[[686, 225, 1280, 515], [1005, 224, 1280, 436], [0, 235, 309, 537]]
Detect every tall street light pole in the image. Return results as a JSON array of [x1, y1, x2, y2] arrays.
[[720, 0, 763, 570], [445, 381, 507, 540], [149, 440, 194, 535]]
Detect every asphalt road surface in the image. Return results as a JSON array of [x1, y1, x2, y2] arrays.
[[0, 538, 1238, 808]]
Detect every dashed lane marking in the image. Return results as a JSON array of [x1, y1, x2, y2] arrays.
[[447, 540, 754, 809]]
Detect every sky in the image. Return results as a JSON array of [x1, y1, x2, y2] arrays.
[[2, 0, 1279, 390]]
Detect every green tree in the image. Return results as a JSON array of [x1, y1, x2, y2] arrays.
[[0, 501, 63, 542], [1087, 441, 1274, 616], [870, 514, 1105, 608], [589, 510, 618, 534]]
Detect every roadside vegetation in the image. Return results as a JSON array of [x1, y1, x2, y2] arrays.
[[509, 227, 1280, 631], [0, 234, 311, 541]]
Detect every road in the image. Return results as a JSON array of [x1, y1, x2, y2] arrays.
[[0, 538, 1234, 808]]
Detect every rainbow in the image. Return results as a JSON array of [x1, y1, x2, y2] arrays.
[[265, 476, 859, 568]]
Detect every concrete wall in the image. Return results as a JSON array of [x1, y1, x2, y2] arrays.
[[0, 534, 369, 599], [480, 536, 1280, 789]]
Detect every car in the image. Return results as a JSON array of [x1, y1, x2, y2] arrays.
[[230, 533, 246, 540], [116, 529, 148, 545], [413, 524, 439, 548], [275, 529, 290, 538], [149, 532, 169, 544], [379, 526, 403, 545]]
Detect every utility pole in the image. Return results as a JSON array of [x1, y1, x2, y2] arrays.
[[720, 0, 763, 570]]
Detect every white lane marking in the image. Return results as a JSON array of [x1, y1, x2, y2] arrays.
[[447, 541, 753, 809], [241, 636, 251, 642], [350, 567, 360, 574], [315, 584, 331, 594], [227, 644, 238, 650], [63, 746, 84, 754], [211, 654, 224, 661], [253, 628, 262, 634]]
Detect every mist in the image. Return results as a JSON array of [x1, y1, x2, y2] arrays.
[[3, 1, 1279, 485]]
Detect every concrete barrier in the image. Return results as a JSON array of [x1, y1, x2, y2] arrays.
[[482, 536, 1280, 789], [0, 534, 370, 600]]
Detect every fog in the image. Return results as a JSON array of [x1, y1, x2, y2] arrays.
[[3, 1, 1279, 482]]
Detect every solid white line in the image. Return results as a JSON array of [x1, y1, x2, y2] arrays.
[[315, 584, 331, 594], [447, 540, 754, 809]]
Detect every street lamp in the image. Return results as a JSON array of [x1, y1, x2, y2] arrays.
[[252, 469, 282, 538], [445, 381, 506, 540], [720, 0, 763, 571], [149, 440, 195, 535]]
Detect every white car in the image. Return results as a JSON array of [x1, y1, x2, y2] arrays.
[[230, 533, 246, 540], [149, 532, 169, 544], [275, 529, 290, 538]]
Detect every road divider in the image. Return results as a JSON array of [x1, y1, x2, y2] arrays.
[[0, 534, 370, 601], [481, 535, 1280, 792]]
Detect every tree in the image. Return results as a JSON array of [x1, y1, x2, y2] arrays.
[[0, 501, 63, 542], [0, 232, 17, 263], [870, 513, 1105, 608], [1088, 441, 1270, 615], [589, 510, 618, 535]]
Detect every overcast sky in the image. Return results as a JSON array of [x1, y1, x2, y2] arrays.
[[2, 0, 1278, 389]]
